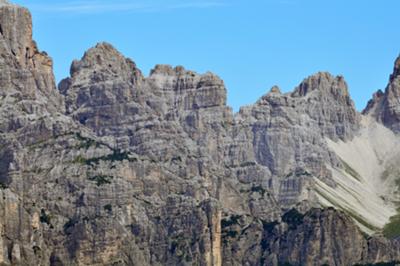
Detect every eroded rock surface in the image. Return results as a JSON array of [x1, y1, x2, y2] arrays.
[[0, 2, 400, 266], [364, 56, 400, 133]]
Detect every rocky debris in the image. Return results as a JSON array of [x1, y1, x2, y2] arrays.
[[1, 1, 400, 266]]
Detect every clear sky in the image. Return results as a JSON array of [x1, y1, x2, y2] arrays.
[[13, 0, 400, 112]]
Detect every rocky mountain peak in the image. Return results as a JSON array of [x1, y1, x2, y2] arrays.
[[150, 64, 187, 76], [292, 72, 349, 98], [0, 0, 10, 6], [364, 55, 400, 133], [390, 55, 400, 82], [3, 2, 400, 265], [0, 0, 63, 112], [269, 85, 282, 95], [148, 64, 227, 110], [362, 89, 385, 115], [0, 2, 34, 66], [69, 42, 143, 81]]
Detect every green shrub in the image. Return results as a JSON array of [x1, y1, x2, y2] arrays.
[[278, 262, 294, 266], [75, 133, 101, 149], [39, 209, 51, 225], [72, 155, 87, 164], [383, 208, 400, 239], [103, 204, 112, 212], [225, 230, 238, 238], [73, 149, 134, 166], [282, 209, 304, 229], [262, 220, 278, 233], [63, 218, 79, 234], [88, 175, 113, 186], [0, 182, 8, 189], [353, 262, 400, 266], [251, 185, 266, 195], [221, 215, 241, 228]]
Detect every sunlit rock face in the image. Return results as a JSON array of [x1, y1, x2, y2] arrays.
[[1, 1, 400, 266], [364, 56, 400, 133]]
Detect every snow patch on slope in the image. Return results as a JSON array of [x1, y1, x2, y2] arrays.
[[322, 116, 400, 233]]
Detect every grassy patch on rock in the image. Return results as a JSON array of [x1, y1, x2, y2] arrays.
[[383, 208, 400, 239], [353, 262, 400, 266], [88, 175, 113, 186], [221, 215, 241, 228], [282, 208, 304, 229], [75, 133, 102, 149], [73, 149, 135, 166]]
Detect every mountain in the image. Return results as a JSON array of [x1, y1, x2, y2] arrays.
[[0, 2, 400, 265]]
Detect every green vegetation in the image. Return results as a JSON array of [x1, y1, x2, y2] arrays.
[[39, 209, 51, 225], [395, 178, 400, 190], [73, 149, 134, 166], [221, 215, 241, 228], [32, 246, 41, 255], [72, 155, 87, 164], [251, 185, 266, 196], [225, 230, 238, 238], [285, 169, 312, 178], [340, 159, 362, 182], [103, 204, 112, 212], [75, 133, 102, 149], [63, 218, 78, 235], [169, 233, 189, 259], [240, 161, 256, 167], [278, 262, 295, 266], [353, 262, 400, 266], [282, 208, 304, 229], [221, 215, 242, 243], [262, 220, 278, 233], [0, 181, 8, 189], [88, 175, 113, 186], [170, 156, 182, 163], [185, 254, 192, 262], [383, 208, 400, 239]]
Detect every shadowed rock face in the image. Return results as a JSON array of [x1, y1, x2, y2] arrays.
[[262, 208, 400, 266], [1, 2, 400, 266]]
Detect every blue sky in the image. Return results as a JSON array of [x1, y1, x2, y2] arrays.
[[13, 0, 400, 111]]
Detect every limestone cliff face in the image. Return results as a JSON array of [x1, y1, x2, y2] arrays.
[[291, 72, 360, 141], [227, 72, 359, 208], [1, 1, 400, 266], [262, 208, 400, 266], [364, 56, 400, 133], [0, 0, 62, 112], [0, 2, 73, 265]]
